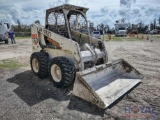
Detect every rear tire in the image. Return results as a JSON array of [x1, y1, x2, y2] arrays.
[[30, 52, 49, 78], [5, 39, 8, 44], [49, 57, 75, 88]]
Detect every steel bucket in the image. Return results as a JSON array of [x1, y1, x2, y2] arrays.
[[72, 59, 143, 109]]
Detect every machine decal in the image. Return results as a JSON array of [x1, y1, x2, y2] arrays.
[[38, 27, 51, 37], [47, 37, 61, 48], [32, 34, 37, 39]]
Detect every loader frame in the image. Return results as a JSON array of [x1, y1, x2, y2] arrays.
[[31, 4, 143, 109], [32, 4, 108, 71]]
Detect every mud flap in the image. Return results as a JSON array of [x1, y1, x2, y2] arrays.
[[72, 59, 143, 109]]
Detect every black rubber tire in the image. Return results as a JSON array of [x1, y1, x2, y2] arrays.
[[30, 52, 49, 78], [5, 40, 8, 44], [49, 57, 75, 88]]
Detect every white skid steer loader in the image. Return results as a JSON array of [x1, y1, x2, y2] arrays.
[[30, 4, 143, 109]]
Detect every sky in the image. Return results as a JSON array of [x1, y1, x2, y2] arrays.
[[0, 0, 160, 28]]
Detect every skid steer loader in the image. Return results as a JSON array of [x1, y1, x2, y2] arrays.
[[30, 4, 143, 109]]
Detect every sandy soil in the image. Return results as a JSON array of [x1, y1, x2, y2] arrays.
[[0, 38, 159, 120]]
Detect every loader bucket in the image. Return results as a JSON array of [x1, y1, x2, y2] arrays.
[[72, 59, 143, 109]]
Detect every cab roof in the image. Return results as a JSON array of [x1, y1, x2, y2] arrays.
[[46, 4, 89, 13]]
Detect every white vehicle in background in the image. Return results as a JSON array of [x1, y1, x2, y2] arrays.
[[80, 29, 88, 34], [149, 29, 158, 35], [115, 23, 128, 37], [92, 31, 101, 39], [0, 21, 11, 44]]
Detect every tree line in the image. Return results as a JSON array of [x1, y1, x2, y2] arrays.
[[12, 20, 31, 32], [12, 18, 160, 36]]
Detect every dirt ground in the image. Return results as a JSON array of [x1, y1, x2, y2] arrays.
[[0, 38, 160, 120]]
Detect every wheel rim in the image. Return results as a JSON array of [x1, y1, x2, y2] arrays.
[[51, 64, 62, 82], [32, 58, 39, 73]]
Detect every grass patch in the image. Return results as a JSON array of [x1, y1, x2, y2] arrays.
[[101, 34, 145, 41], [0, 59, 22, 69], [150, 35, 160, 39], [16, 36, 31, 39]]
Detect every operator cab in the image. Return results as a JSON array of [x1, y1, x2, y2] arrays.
[[45, 4, 90, 44]]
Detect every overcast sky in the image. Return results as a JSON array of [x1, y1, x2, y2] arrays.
[[0, 0, 160, 28]]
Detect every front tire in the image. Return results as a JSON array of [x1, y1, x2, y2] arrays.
[[30, 52, 49, 78], [49, 57, 75, 88]]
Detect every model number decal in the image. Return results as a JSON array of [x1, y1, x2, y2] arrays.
[[32, 34, 37, 39], [37, 27, 51, 37]]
